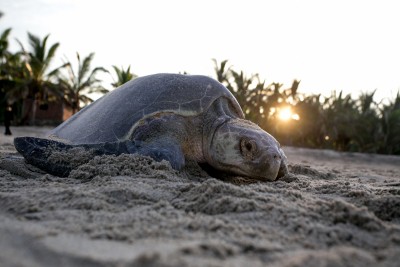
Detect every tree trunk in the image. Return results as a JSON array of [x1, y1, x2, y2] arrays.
[[72, 94, 79, 114], [30, 98, 37, 126]]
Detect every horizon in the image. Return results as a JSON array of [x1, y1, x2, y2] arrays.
[[2, 0, 400, 102]]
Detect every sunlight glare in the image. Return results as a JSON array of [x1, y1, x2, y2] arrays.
[[292, 113, 300, 121], [278, 107, 292, 121], [278, 107, 300, 121]]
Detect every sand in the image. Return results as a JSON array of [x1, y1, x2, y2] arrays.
[[0, 126, 399, 267]]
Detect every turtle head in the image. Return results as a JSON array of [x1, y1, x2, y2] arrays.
[[205, 119, 287, 181]]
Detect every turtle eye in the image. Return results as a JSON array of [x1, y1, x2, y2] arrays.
[[240, 138, 258, 159]]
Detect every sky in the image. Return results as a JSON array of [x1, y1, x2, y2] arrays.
[[1, 0, 400, 102]]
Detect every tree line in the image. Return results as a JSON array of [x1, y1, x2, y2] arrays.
[[0, 25, 136, 124], [1, 25, 399, 155], [213, 59, 400, 155]]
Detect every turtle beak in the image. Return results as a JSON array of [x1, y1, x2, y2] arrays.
[[256, 146, 286, 181], [275, 149, 288, 180], [276, 160, 288, 180]]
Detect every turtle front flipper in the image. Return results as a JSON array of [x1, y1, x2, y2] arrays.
[[14, 137, 76, 177], [14, 137, 139, 177], [14, 136, 184, 176]]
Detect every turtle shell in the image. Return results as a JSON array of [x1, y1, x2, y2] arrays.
[[50, 73, 244, 144]]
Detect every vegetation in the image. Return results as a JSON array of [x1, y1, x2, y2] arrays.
[[17, 33, 70, 124], [213, 59, 400, 155], [0, 20, 399, 155], [58, 52, 108, 114], [0, 30, 123, 122], [111, 65, 137, 88], [0, 27, 24, 120]]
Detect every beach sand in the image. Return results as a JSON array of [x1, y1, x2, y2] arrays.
[[0, 126, 399, 266]]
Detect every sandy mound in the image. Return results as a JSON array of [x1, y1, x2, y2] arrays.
[[0, 128, 399, 266]]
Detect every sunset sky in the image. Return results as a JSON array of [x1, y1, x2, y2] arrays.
[[2, 0, 399, 101]]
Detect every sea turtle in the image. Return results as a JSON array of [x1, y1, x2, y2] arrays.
[[14, 73, 288, 181]]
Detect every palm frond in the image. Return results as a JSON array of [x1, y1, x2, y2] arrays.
[[111, 65, 136, 87], [80, 66, 107, 89], [79, 94, 94, 104], [47, 62, 70, 78], [0, 28, 12, 54], [78, 52, 94, 86], [44, 42, 60, 69]]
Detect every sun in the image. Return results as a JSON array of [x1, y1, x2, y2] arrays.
[[278, 107, 292, 121], [277, 107, 300, 121]]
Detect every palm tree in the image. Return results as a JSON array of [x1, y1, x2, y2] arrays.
[[0, 27, 12, 120], [320, 91, 360, 151], [380, 92, 400, 154], [292, 94, 325, 147], [0, 27, 12, 91], [59, 52, 108, 114], [111, 65, 137, 88], [0, 28, 11, 63], [0, 27, 29, 123], [17, 33, 68, 124], [212, 59, 289, 127], [351, 91, 381, 152], [228, 70, 258, 115], [212, 60, 259, 118]]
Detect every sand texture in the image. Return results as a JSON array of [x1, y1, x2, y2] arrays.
[[0, 127, 399, 267]]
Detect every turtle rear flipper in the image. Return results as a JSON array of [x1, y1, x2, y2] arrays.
[[14, 137, 76, 177]]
